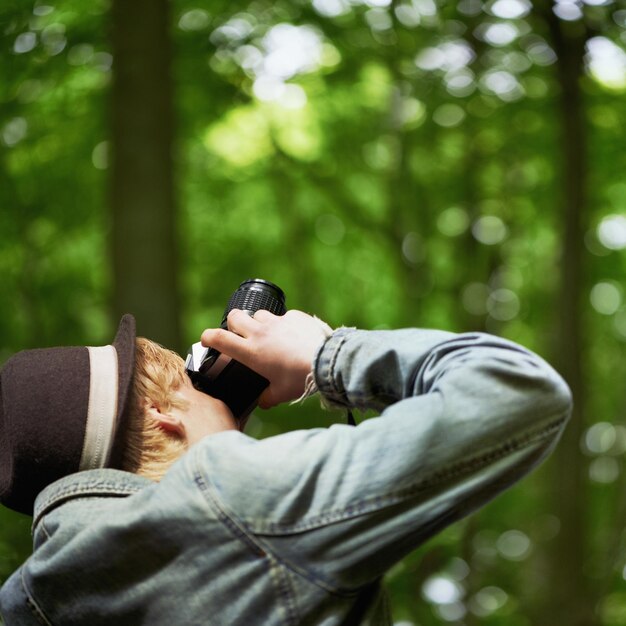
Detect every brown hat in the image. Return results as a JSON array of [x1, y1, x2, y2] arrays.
[[0, 314, 136, 515]]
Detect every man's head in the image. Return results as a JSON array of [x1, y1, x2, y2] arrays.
[[121, 337, 237, 480], [0, 315, 235, 515]]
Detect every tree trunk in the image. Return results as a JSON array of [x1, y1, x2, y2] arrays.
[[110, 0, 181, 349], [543, 13, 596, 626]]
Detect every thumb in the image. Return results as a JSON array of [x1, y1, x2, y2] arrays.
[[258, 388, 278, 410]]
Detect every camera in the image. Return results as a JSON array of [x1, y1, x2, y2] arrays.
[[185, 279, 287, 422]]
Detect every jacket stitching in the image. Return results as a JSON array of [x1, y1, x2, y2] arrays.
[[269, 559, 299, 626], [328, 335, 346, 396], [193, 453, 356, 599], [20, 569, 53, 626], [193, 470, 267, 558], [33, 485, 144, 530], [193, 469, 314, 619], [254, 411, 567, 534], [37, 519, 51, 542]]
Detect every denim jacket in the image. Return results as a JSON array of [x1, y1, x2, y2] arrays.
[[0, 328, 571, 625]]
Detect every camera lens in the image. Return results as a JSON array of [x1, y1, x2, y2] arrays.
[[220, 279, 286, 329]]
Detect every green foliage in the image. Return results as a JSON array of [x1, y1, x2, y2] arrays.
[[2, 0, 626, 622]]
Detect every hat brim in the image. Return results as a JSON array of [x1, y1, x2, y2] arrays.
[[109, 314, 136, 469]]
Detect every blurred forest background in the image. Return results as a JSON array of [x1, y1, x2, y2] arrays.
[[1, 0, 626, 624]]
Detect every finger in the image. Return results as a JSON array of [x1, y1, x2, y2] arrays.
[[251, 309, 276, 323], [200, 328, 250, 361], [258, 388, 277, 410], [226, 309, 258, 337]]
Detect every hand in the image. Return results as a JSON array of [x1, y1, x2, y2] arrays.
[[200, 310, 332, 409]]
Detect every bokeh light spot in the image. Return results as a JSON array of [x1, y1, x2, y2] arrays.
[[67, 44, 95, 66], [92, 141, 109, 170], [613, 308, 626, 339], [584, 422, 617, 455], [1, 118, 28, 147], [422, 575, 464, 605], [278, 84, 308, 109], [553, 1, 583, 21], [210, 16, 254, 45], [395, 3, 421, 27], [316, 214, 346, 245], [502, 50, 532, 73], [598, 215, 626, 249], [525, 40, 557, 66], [496, 530, 531, 561], [263, 24, 323, 80], [487, 288, 520, 321], [33, 5, 54, 16], [445, 69, 476, 97], [365, 8, 393, 31], [480, 70, 523, 100], [470, 586, 509, 617], [313, 0, 351, 17], [14, 32, 37, 54], [363, 137, 396, 170], [472, 215, 507, 245], [204, 107, 273, 168], [590, 281, 622, 315], [600, 591, 626, 624], [586, 37, 626, 90], [401, 98, 427, 129], [480, 22, 519, 47], [589, 457, 620, 483], [253, 76, 284, 101], [447, 557, 470, 581], [615, 10, 626, 28], [462, 282, 490, 315], [433, 103, 465, 127], [489, 0, 531, 19], [415, 41, 475, 72], [41, 23, 67, 56], [437, 602, 467, 621], [93, 51, 113, 72], [402, 232, 425, 265], [459, 0, 483, 15], [178, 9, 211, 31], [437, 206, 470, 236]]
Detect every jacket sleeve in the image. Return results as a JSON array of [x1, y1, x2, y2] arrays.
[[199, 327, 572, 592]]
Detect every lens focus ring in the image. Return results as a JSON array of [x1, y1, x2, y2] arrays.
[[220, 279, 287, 328]]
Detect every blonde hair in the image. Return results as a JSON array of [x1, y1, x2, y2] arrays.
[[120, 338, 189, 481]]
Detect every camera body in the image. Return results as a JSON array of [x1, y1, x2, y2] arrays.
[[185, 279, 286, 421]]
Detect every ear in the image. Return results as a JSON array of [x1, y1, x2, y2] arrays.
[[144, 402, 186, 437]]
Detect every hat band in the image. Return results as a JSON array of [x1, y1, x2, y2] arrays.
[[79, 345, 119, 471]]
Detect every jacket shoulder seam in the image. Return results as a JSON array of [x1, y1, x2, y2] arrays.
[[33, 484, 143, 530], [20, 569, 53, 626], [192, 454, 356, 599]]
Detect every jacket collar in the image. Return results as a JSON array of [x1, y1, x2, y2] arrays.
[[33, 469, 152, 530]]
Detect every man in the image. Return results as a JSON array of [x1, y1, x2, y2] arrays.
[[0, 309, 571, 625]]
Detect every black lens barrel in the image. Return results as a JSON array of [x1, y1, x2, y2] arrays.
[[220, 279, 287, 329]]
